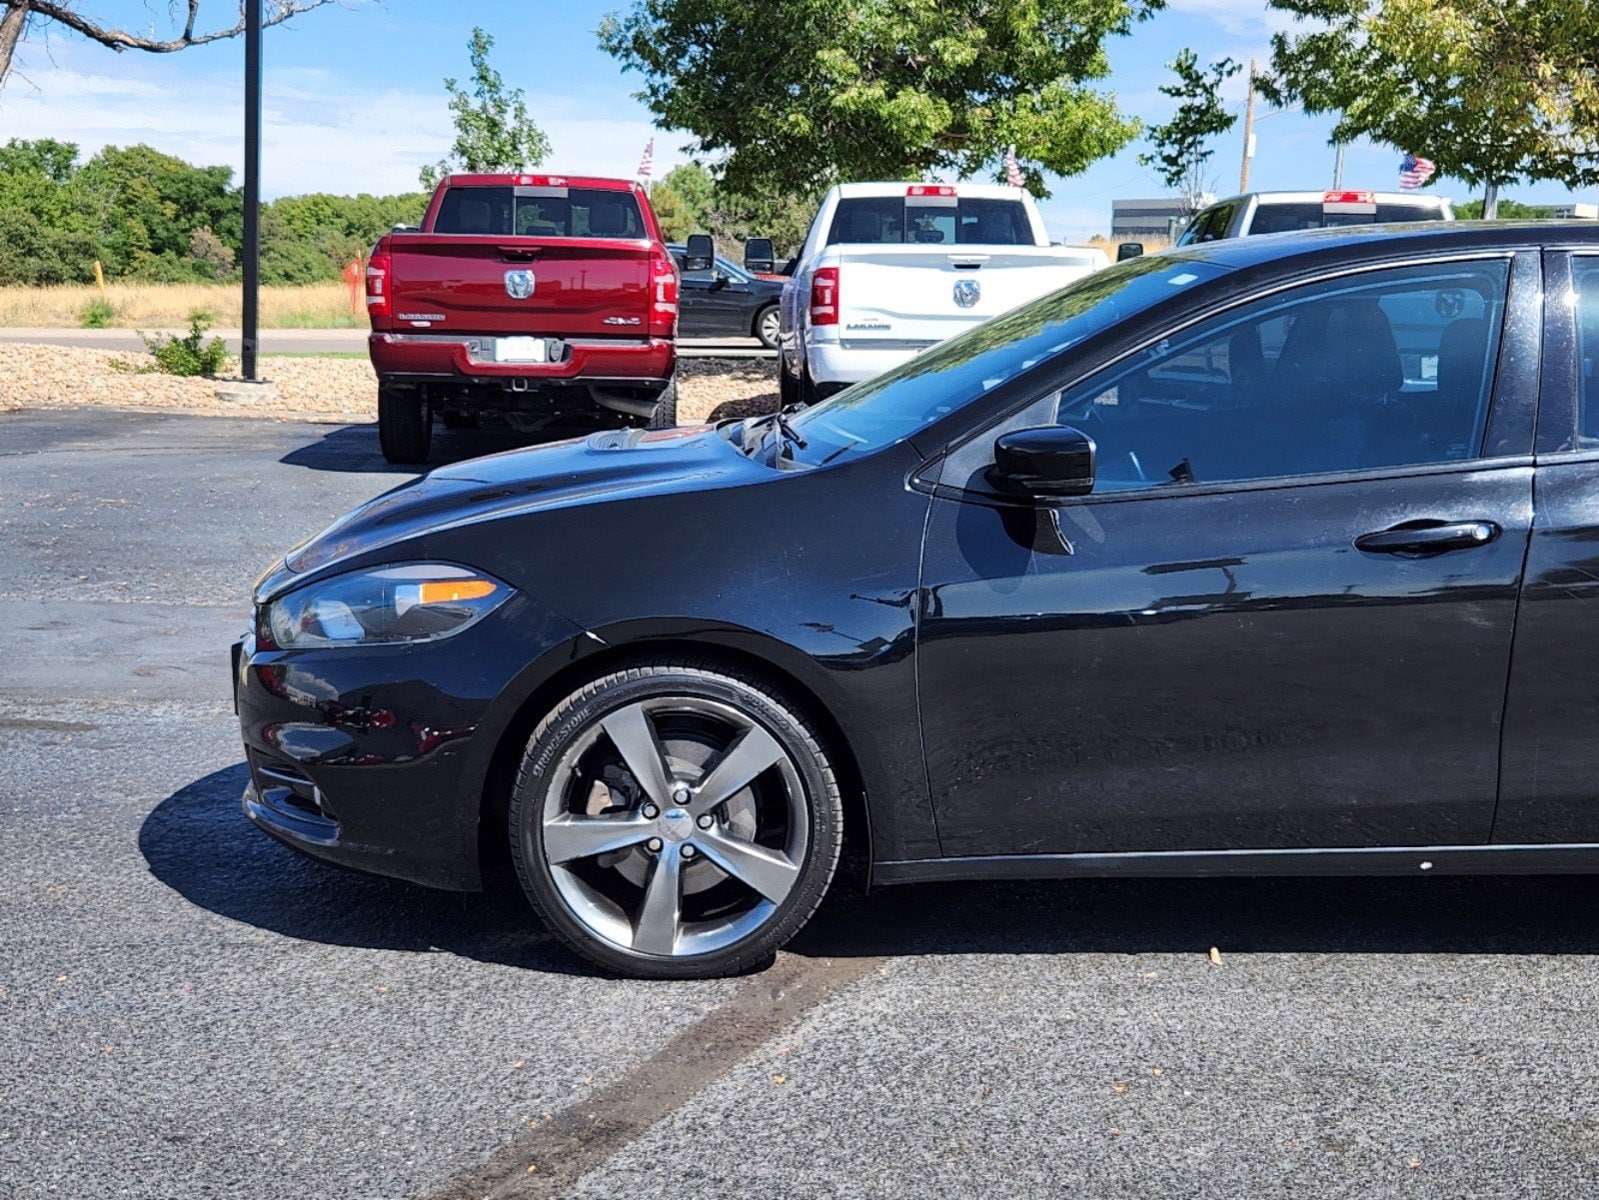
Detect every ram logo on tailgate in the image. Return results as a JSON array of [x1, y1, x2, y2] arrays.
[[952, 279, 980, 308], [504, 270, 536, 300]]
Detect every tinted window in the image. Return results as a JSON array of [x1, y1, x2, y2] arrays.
[[827, 197, 1033, 246], [944, 259, 1509, 494], [786, 256, 1231, 463], [433, 186, 645, 238], [1248, 201, 1448, 235], [1574, 258, 1599, 445]]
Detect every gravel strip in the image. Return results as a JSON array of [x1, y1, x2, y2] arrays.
[[0, 343, 778, 426]]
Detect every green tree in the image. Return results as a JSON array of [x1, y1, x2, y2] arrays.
[[1138, 51, 1240, 212], [421, 26, 552, 189], [599, 0, 1162, 199], [1453, 198, 1552, 220], [1264, 0, 1599, 217]]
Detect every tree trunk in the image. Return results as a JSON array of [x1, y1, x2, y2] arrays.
[[1483, 181, 1500, 221], [0, 2, 31, 90]]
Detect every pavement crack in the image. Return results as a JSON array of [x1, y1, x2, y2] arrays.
[[421, 951, 885, 1200]]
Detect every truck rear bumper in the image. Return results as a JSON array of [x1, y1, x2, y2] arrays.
[[369, 332, 675, 384], [806, 339, 934, 388]]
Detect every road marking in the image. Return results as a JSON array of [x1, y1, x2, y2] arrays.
[[422, 951, 885, 1200]]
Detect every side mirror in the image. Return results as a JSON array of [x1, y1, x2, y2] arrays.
[[684, 233, 714, 273], [988, 425, 1096, 497], [744, 237, 777, 274], [1116, 242, 1144, 262]]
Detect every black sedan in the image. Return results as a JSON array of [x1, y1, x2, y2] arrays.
[[237, 221, 1599, 978], [668, 243, 784, 348]]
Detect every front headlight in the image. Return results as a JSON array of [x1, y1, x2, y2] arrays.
[[260, 563, 512, 649]]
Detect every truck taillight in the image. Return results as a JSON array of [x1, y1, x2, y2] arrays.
[[810, 267, 839, 327], [365, 248, 392, 319], [649, 247, 678, 338]]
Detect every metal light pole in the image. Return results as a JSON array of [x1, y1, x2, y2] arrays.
[[241, 0, 262, 381]]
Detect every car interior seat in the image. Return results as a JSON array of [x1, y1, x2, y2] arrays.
[[586, 199, 629, 238], [1432, 316, 1491, 457], [1269, 298, 1404, 472]]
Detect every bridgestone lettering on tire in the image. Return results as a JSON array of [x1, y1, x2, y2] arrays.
[[509, 661, 844, 979]]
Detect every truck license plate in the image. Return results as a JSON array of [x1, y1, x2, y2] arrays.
[[494, 337, 547, 364]]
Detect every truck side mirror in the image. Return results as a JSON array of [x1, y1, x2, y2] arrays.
[[744, 237, 777, 274], [1116, 242, 1144, 262], [684, 233, 714, 273]]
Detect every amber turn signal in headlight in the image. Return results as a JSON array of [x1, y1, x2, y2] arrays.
[[261, 564, 511, 649]]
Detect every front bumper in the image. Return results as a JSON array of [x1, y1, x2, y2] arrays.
[[368, 332, 675, 386], [233, 594, 585, 891]]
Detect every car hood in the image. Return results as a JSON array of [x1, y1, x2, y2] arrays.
[[256, 424, 761, 601]]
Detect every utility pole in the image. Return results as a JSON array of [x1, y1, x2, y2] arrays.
[[1332, 143, 1345, 189], [1239, 59, 1257, 193], [241, 0, 262, 382]]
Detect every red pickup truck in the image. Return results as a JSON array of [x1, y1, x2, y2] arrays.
[[365, 174, 681, 463]]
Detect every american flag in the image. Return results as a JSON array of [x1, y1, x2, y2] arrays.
[[1005, 144, 1024, 189], [1399, 153, 1436, 191], [638, 138, 654, 180]]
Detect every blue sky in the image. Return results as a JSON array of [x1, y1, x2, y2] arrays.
[[3, 0, 1590, 240]]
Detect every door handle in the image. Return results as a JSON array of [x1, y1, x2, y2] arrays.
[[1355, 520, 1501, 555]]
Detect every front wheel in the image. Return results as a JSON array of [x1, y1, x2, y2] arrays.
[[754, 304, 780, 350], [509, 662, 844, 978]]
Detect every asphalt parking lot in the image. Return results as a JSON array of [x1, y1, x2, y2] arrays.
[[5, 406, 1599, 1198]]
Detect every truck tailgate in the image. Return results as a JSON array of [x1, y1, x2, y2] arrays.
[[384, 235, 651, 337], [831, 245, 1099, 344]]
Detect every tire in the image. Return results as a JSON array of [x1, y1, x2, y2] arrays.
[[778, 357, 798, 410], [753, 304, 780, 350], [799, 364, 822, 408], [509, 661, 844, 979], [378, 383, 432, 464], [647, 375, 679, 429]]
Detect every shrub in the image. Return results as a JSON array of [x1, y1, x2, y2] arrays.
[[140, 309, 229, 377], [80, 297, 116, 328]]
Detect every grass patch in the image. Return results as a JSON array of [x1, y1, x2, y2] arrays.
[[0, 282, 360, 329]]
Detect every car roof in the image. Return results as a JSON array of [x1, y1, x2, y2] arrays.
[[1164, 219, 1599, 272], [830, 181, 1028, 201], [1209, 190, 1452, 207]]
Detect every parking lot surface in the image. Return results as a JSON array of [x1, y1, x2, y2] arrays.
[[4, 407, 1599, 1198]]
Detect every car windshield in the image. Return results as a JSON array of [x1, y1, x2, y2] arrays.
[[784, 255, 1232, 464]]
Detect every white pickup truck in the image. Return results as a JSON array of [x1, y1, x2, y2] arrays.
[[777, 181, 1108, 405]]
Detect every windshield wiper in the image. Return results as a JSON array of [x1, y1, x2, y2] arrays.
[[740, 409, 809, 458]]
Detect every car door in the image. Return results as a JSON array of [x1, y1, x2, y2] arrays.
[[1495, 248, 1599, 843], [916, 251, 1540, 858], [680, 264, 755, 337]]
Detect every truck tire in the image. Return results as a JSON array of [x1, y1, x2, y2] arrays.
[[647, 376, 679, 429], [378, 384, 432, 464], [799, 365, 822, 408], [778, 359, 798, 410]]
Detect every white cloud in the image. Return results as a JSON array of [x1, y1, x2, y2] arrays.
[[1161, 0, 1301, 38], [1, 52, 689, 198]]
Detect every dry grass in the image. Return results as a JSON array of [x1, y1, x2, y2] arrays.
[[0, 283, 364, 329]]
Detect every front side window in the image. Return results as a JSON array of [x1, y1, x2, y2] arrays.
[[942, 259, 1510, 495]]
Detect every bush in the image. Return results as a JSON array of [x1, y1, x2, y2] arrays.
[[80, 297, 116, 328], [140, 309, 229, 377]]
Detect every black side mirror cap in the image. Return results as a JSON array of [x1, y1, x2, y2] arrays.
[[1116, 242, 1144, 261], [684, 233, 714, 273], [988, 425, 1097, 497], [744, 237, 776, 274]]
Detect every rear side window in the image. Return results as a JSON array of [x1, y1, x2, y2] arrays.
[[827, 197, 1033, 246], [432, 186, 646, 238], [1573, 258, 1599, 446], [1248, 201, 1447, 235]]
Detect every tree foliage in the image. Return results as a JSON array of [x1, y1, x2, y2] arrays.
[[599, 0, 1163, 199], [0, 138, 426, 286], [649, 162, 819, 256], [1264, 0, 1599, 192], [1138, 51, 1239, 210], [421, 26, 552, 189]]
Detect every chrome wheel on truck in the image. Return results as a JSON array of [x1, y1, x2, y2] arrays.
[[510, 662, 842, 978]]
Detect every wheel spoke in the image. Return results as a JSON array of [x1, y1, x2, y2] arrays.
[[600, 703, 676, 806], [689, 724, 785, 815], [696, 829, 800, 904], [632, 849, 684, 955], [543, 814, 652, 865]]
